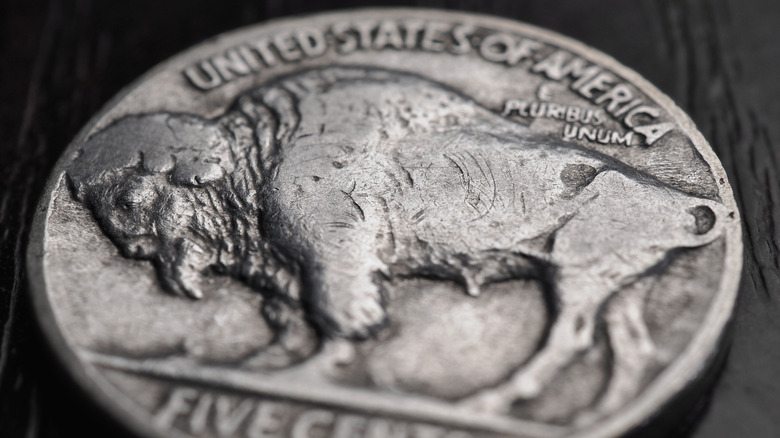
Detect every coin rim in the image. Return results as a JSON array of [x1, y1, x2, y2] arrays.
[[26, 8, 744, 438]]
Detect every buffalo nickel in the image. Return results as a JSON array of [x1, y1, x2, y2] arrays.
[[28, 9, 743, 438]]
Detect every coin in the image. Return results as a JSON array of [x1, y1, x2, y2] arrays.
[[27, 8, 742, 438]]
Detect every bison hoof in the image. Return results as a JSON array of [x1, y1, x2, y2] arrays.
[[241, 343, 298, 370], [510, 373, 544, 399], [572, 409, 605, 427], [459, 389, 512, 414], [338, 296, 388, 339]]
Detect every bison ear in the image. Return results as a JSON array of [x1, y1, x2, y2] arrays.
[[157, 260, 205, 300]]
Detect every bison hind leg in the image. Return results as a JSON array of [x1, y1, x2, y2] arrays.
[[459, 272, 604, 413], [459, 305, 599, 413]]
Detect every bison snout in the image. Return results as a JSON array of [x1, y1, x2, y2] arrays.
[[690, 205, 716, 235]]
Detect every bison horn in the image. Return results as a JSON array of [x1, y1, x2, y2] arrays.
[[156, 239, 212, 300]]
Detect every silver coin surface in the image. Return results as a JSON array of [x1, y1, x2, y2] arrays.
[[28, 9, 743, 438]]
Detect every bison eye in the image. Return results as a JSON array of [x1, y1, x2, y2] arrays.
[[119, 199, 134, 211], [117, 192, 144, 211], [116, 183, 155, 211]]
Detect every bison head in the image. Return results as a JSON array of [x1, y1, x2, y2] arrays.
[[66, 110, 302, 302]]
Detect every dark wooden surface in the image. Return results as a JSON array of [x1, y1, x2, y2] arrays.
[[1, 0, 778, 436]]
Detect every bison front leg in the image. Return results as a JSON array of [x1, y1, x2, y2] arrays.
[[304, 193, 395, 340], [576, 276, 658, 424], [309, 262, 388, 339], [461, 273, 609, 413]]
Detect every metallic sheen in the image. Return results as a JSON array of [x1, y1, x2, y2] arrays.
[[28, 9, 742, 438]]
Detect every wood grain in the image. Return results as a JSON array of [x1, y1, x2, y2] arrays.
[[1, 0, 777, 436]]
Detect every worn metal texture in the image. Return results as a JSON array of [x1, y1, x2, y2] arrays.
[[1, 1, 778, 438]]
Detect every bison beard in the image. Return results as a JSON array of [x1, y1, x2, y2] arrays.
[[66, 67, 727, 417], [68, 106, 318, 367]]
